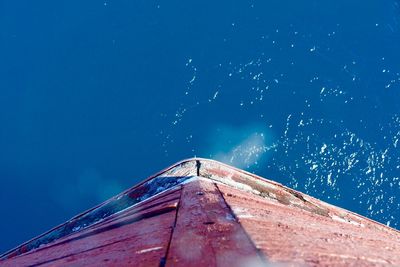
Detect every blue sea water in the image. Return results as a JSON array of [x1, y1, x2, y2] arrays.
[[0, 0, 399, 253]]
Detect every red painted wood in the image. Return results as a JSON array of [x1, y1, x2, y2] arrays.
[[1, 189, 180, 267], [217, 183, 400, 266], [166, 179, 262, 267], [83, 188, 181, 234], [2, 158, 400, 266]]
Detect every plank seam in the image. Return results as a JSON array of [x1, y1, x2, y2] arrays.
[[159, 185, 182, 267], [214, 183, 269, 264]]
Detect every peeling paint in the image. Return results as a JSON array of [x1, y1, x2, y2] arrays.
[[1, 158, 400, 266], [136, 246, 163, 254]]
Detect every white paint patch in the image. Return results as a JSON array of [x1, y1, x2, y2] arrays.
[[232, 207, 254, 219], [331, 215, 364, 227], [136, 246, 163, 254]]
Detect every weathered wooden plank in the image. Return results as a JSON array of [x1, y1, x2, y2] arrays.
[[166, 179, 262, 267], [218, 182, 400, 266], [1, 190, 180, 267], [2, 158, 400, 267]]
